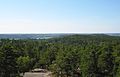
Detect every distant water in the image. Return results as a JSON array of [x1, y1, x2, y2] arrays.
[[0, 34, 67, 39]]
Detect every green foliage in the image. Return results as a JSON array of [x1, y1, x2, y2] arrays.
[[0, 45, 19, 77], [17, 56, 30, 74], [0, 34, 120, 77]]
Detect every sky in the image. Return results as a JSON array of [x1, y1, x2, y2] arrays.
[[0, 0, 120, 33]]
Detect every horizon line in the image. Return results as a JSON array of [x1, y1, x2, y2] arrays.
[[0, 32, 119, 34]]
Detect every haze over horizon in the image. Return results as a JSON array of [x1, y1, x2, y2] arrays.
[[0, 0, 120, 33]]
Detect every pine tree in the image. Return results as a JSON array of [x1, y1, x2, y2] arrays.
[[0, 45, 18, 77]]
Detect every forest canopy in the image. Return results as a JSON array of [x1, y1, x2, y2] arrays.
[[0, 34, 120, 77]]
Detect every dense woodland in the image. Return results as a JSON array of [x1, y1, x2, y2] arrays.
[[0, 34, 120, 77]]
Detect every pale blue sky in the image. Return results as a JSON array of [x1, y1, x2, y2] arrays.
[[0, 0, 120, 33]]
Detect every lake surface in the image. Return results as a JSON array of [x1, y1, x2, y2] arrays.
[[0, 34, 67, 39]]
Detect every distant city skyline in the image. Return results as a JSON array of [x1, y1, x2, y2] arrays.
[[0, 0, 120, 33]]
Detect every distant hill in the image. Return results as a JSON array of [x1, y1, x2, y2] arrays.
[[106, 33, 120, 36], [0, 33, 119, 39], [0, 34, 67, 39]]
